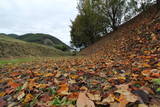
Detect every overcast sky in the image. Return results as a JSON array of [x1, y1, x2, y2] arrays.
[[0, 0, 78, 45]]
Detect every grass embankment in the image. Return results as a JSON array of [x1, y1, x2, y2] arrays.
[[0, 35, 70, 58]]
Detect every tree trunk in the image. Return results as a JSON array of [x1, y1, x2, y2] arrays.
[[157, 0, 160, 9]]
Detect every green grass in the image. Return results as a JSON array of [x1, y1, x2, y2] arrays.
[[0, 35, 69, 58], [0, 55, 82, 67], [0, 57, 35, 66]]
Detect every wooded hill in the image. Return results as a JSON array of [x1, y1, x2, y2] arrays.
[[0, 34, 69, 58]]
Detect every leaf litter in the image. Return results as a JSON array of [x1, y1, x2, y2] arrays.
[[0, 12, 160, 107]]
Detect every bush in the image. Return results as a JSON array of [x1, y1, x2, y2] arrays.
[[54, 45, 68, 51]]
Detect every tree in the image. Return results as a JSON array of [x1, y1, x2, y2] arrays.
[[99, 0, 140, 30], [70, 0, 156, 48], [157, 0, 160, 8], [138, 0, 156, 11], [70, 0, 107, 48]]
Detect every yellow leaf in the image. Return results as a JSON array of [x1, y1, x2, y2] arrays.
[[0, 92, 6, 97], [35, 84, 48, 88], [69, 75, 79, 79], [118, 76, 126, 80], [44, 73, 54, 77], [24, 94, 33, 103], [156, 62, 160, 67]]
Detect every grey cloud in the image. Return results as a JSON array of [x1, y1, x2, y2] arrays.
[[0, 0, 78, 45]]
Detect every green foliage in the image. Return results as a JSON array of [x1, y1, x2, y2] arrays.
[[70, 0, 107, 48], [70, 0, 156, 48], [51, 97, 75, 106], [0, 58, 34, 66], [54, 44, 68, 51], [138, 0, 155, 11], [16, 86, 23, 92], [156, 88, 160, 92], [70, 0, 143, 48], [152, 79, 160, 85], [48, 88, 56, 95]]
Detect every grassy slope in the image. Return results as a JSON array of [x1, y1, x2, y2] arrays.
[[0, 35, 68, 58], [17, 33, 71, 50]]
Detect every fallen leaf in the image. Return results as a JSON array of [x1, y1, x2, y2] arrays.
[[55, 71, 61, 78], [35, 84, 48, 88], [0, 92, 6, 97], [8, 81, 20, 89], [141, 63, 151, 68], [142, 69, 151, 76], [102, 94, 114, 104], [44, 73, 55, 77], [0, 98, 7, 107], [138, 104, 148, 107], [57, 83, 69, 95], [110, 102, 121, 107], [68, 92, 79, 100], [132, 90, 150, 104], [5, 88, 14, 94], [87, 93, 101, 101], [24, 93, 34, 103], [76, 93, 95, 107], [69, 75, 79, 79], [22, 82, 28, 90], [17, 91, 25, 100], [116, 84, 138, 103]]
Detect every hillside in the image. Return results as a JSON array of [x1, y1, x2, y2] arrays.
[[17, 33, 71, 51], [80, 5, 159, 56], [0, 35, 67, 58], [0, 33, 19, 39], [0, 5, 160, 107]]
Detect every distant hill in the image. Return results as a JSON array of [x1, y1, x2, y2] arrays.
[[0, 33, 19, 39], [17, 33, 71, 51], [7, 34, 19, 38], [0, 34, 68, 58], [0, 33, 71, 51]]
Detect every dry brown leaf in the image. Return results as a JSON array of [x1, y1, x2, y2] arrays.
[[116, 84, 138, 103], [138, 104, 148, 107], [76, 93, 95, 107], [102, 94, 114, 104], [0, 98, 7, 107], [110, 102, 121, 107], [55, 71, 61, 78], [87, 93, 101, 101]]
